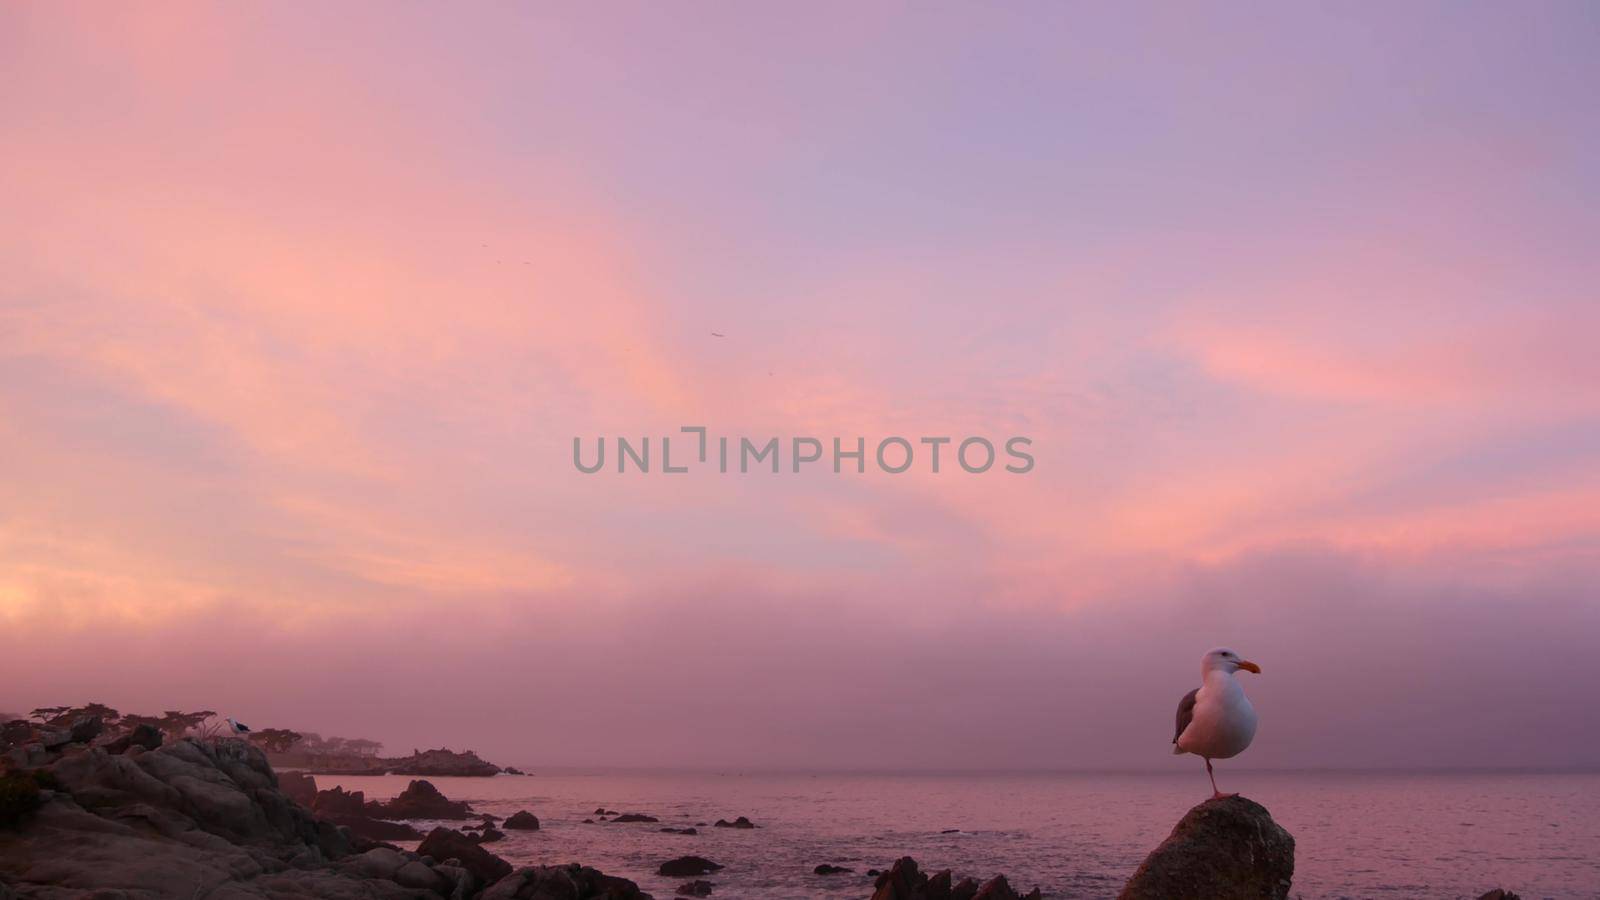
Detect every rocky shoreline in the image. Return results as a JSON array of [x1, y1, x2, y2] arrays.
[[0, 713, 1527, 899]]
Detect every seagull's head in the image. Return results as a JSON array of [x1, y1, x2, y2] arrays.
[[1204, 647, 1261, 676]]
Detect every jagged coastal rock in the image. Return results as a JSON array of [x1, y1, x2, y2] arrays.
[[869, 856, 1041, 900], [1118, 796, 1295, 900], [416, 826, 513, 885], [368, 779, 476, 819], [0, 724, 649, 900]]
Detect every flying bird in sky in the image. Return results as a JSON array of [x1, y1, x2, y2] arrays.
[[1172, 647, 1260, 798], [710, 332, 725, 338]]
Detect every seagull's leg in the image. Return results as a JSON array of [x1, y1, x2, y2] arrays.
[[1205, 758, 1237, 800]]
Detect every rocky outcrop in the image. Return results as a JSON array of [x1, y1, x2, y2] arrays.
[[368, 779, 476, 819], [869, 857, 1040, 900], [503, 810, 540, 830], [0, 726, 661, 900], [713, 816, 757, 829], [308, 784, 424, 841], [658, 856, 723, 877], [389, 748, 502, 778], [1118, 796, 1294, 900], [481, 864, 650, 899], [610, 813, 659, 823], [814, 864, 853, 874], [675, 880, 714, 896], [1478, 892, 1522, 900], [0, 736, 446, 898], [416, 826, 513, 886], [278, 771, 318, 806]]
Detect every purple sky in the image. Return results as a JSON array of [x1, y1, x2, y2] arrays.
[[2, 3, 1598, 770]]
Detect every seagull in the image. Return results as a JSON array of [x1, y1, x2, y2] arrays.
[[225, 717, 251, 736], [1172, 648, 1261, 799], [710, 332, 725, 338]]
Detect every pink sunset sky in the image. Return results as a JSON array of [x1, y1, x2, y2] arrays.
[[3, 4, 1598, 770]]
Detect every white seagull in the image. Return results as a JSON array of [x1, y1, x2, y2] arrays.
[[225, 717, 251, 736], [1172, 647, 1261, 799]]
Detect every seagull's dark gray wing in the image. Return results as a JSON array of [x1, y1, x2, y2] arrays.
[[1173, 688, 1199, 744]]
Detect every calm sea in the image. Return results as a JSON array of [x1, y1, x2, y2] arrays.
[[316, 770, 1600, 899]]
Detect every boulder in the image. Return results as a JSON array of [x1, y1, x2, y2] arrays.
[[815, 864, 853, 875], [69, 715, 104, 744], [610, 812, 659, 823], [503, 810, 541, 830], [1118, 796, 1295, 900], [659, 855, 725, 877], [713, 815, 757, 829], [677, 880, 715, 896], [661, 826, 697, 835], [368, 779, 475, 819], [278, 771, 318, 806], [483, 863, 650, 900], [417, 826, 513, 886], [1479, 892, 1522, 900]]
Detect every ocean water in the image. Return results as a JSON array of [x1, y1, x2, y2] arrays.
[[316, 770, 1600, 899]]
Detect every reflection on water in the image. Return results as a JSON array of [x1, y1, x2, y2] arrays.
[[317, 770, 1600, 898]]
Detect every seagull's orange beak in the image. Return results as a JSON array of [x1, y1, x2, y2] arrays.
[[1237, 659, 1261, 674]]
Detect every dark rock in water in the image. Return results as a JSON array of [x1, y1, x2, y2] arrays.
[[473, 824, 506, 843], [278, 771, 318, 806], [973, 874, 1040, 900], [870, 857, 1040, 900], [940, 828, 960, 834], [505, 809, 541, 830], [418, 825, 513, 885], [103, 723, 163, 755], [503, 766, 526, 775], [582, 818, 595, 823], [661, 826, 698, 834], [329, 814, 424, 842], [1118, 796, 1295, 900], [1479, 892, 1522, 900], [313, 785, 369, 817], [611, 812, 660, 823], [676, 880, 715, 896], [368, 778, 475, 819], [870, 857, 927, 900], [308, 782, 425, 841], [815, 864, 854, 875], [594, 806, 619, 815], [713, 815, 758, 829], [483, 863, 650, 899], [659, 855, 725, 877]]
